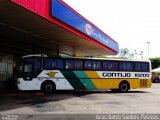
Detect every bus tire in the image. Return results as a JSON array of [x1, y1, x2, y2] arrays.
[[41, 81, 56, 94], [118, 81, 130, 93]]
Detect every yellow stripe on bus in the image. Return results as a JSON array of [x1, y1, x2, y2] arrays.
[[85, 71, 151, 89], [84, 71, 120, 89]]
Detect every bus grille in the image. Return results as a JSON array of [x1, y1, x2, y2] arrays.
[[140, 79, 147, 87]]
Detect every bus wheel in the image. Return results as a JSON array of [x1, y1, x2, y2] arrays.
[[41, 81, 56, 94], [119, 81, 130, 93]]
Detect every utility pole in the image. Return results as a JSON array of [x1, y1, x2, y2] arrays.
[[146, 42, 150, 58]]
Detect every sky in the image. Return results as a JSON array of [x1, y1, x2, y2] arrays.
[[63, 0, 160, 58]]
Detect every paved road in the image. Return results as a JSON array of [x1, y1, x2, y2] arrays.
[[0, 83, 160, 115]]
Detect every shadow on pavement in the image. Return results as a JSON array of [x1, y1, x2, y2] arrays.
[[0, 89, 150, 112], [0, 90, 93, 112]]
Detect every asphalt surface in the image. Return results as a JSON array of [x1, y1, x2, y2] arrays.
[[0, 83, 160, 119]]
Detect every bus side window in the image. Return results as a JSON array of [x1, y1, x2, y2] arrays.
[[135, 63, 141, 72], [56, 59, 63, 69], [93, 61, 101, 70], [103, 61, 118, 71], [75, 60, 83, 70], [103, 61, 108, 70], [65, 60, 75, 69], [44, 58, 56, 69], [134, 62, 149, 72], [85, 60, 93, 70], [126, 62, 133, 71], [141, 63, 149, 72], [120, 62, 133, 71], [44, 58, 63, 69]]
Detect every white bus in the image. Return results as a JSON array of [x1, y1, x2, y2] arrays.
[[17, 54, 152, 93]]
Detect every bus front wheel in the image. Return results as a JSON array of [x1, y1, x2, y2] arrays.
[[41, 81, 56, 94], [119, 81, 130, 93]]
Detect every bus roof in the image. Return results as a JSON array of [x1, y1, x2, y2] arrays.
[[83, 57, 151, 62], [22, 54, 150, 62]]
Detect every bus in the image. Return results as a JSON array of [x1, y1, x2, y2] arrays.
[[17, 54, 152, 93]]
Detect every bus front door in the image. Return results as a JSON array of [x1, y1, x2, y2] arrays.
[[23, 62, 34, 90]]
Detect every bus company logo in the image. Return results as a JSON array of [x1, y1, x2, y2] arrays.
[[46, 72, 57, 77], [85, 24, 93, 35]]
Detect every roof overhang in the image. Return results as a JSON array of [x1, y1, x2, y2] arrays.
[[0, 0, 119, 56]]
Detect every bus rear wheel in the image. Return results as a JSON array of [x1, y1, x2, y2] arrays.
[[119, 81, 130, 93], [41, 81, 56, 94]]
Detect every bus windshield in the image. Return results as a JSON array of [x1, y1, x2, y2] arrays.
[[22, 57, 42, 76]]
